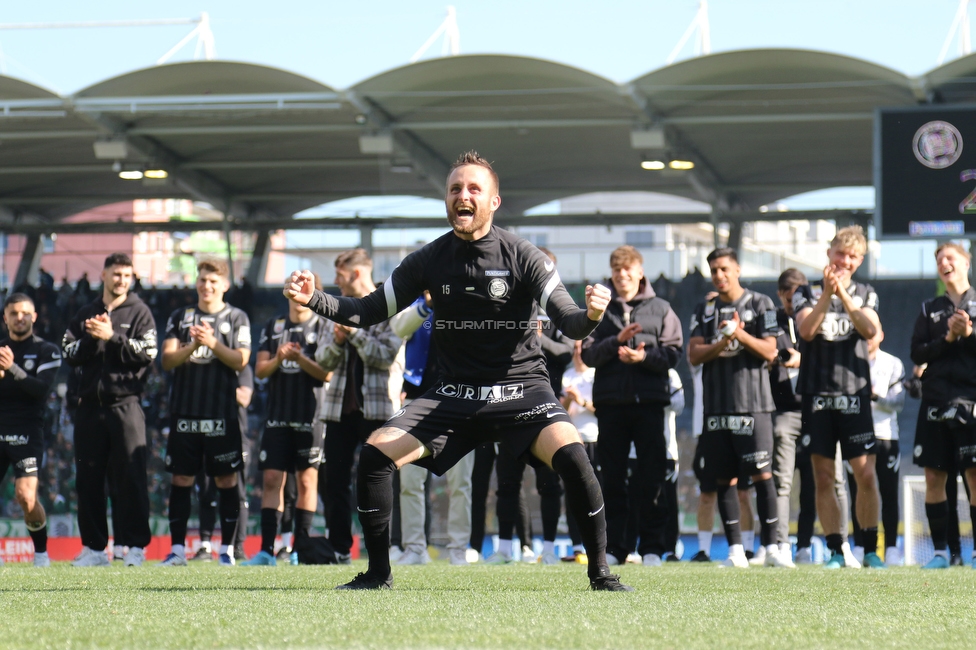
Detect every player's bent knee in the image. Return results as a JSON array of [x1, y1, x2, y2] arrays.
[[359, 443, 397, 477], [366, 428, 427, 467], [214, 473, 237, 489]]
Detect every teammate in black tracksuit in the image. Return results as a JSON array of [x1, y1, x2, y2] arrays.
[[285, 152, 629, 591], [62, 253, 158, 566], [0, 293, 61, 566]]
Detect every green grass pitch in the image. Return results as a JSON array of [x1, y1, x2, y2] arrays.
[[0, 560, 972, 649]]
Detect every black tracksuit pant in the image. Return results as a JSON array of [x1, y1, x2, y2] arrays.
[[74, 397, 151, 551], [596, 403, 668, 561]]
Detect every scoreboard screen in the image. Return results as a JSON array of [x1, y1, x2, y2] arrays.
[[875, 106, 976, 238]]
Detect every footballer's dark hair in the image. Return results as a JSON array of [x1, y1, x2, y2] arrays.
[[103, 252, 133, 268], [707, 247, 738, 265], [3, 293, 34, 309], [778, 268, 807, 293]]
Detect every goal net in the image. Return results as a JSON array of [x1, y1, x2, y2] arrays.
[[903, 475, 973, 565]]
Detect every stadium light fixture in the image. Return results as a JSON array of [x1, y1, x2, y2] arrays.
[[144, 169, 169, 179], [641, 160, 666, 170], [668, 160, 695, 170], [119, 170, 144, 180]]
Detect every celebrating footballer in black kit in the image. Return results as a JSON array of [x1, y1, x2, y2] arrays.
[[910, 242, 976, 569], [285, 151, 630, 591], [241, 292, 330, 566], [0, 294, 61, 567], [793, 225, 885, 569], [160, 259, 251, 567], [688, 248, 789, 568]]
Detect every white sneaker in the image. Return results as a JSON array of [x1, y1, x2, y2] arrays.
[[764, 546, 795, 568], [33, 551, 50, 568], [159, 552, 188, 567], [625, 552, 642, 564], [538, 550, 560, 565], [396, 548, 431, 565], [842, 542, 862, 569], [720, 551, 750, 569], [885, 546, 904, 566], [483, 552, 513, 565], [795, 547, 813, 564], [388, 546, 403, 563], [465, 548, 481, 564], [72, 547, 110, 567], [124, 547, 145, 567], [448, 548, 470, 566], [642, 553, 663, 567], [748, 545, 767, 566], [112, 545, 126, 562], [520, 546, 537, 563]]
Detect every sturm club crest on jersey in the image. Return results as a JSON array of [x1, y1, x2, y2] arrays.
[[913, 120, 963, 170], [487, 278, 509, 298]]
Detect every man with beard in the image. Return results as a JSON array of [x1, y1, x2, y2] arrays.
[[285, 151, 628, 591], [793, 226, 885, 569], [0, 294, 61, 566], [63, 253, 158, 567]]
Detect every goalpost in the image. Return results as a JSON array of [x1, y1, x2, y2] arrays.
[[902, 475, 973, 565]]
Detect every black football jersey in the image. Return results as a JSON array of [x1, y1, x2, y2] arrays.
[[690, 290, 780, 414], [792, 280, 877, 396], [165, 304, 251, 418], [258, 313, 329, 424], [0, 335, 61, 428]]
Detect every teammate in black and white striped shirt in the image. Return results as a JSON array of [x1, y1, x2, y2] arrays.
[[793, 225, 885, 569], [160, 259, 251, 567]]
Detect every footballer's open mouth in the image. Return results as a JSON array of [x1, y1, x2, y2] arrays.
[[455, 205, 474, 217], [941, 265, 955, 278]]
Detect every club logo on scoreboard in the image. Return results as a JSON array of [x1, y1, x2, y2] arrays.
[[913, 120, 963, 169]]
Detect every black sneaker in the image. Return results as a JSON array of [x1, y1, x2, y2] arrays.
[[190, 547, 213, 562], [690, 550, 711, 563], [664, 553, 681, 562], [335, 572, 393, 590], [336, 553, 352, 565], [951, 553, 964, 567], [234, 546, 246, 561], [744, 550, 755, 560], [275, 547, 293, 561], [589, 573, 634, 592]]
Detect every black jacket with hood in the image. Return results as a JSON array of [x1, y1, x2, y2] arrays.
[[62, 293, 158, 404], [581, 278, 683, 406]]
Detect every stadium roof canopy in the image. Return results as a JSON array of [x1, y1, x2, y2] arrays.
[[0, 48, 974, 231]]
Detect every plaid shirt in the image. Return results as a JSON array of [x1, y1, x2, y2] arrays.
[[315, 318, 404, 423]]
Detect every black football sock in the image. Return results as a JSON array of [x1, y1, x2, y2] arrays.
[[826, 533, 844, 555], [551, 443, 607, 579], [357, 444, 397, 579], [26, 519, 47, 554], [168, 485, 193, 547], [926, 500, 950, 552], [261, 508, 282, 556], [218, 487, 241, 548], [716, 483, 742, 546], [753, 477, 779, 547], [861, 527, 879, 555], [294, 508, 315, 542]]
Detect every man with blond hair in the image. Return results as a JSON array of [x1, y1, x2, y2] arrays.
[[793, 226, 885, 569], [910, 242, 976, 569]]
